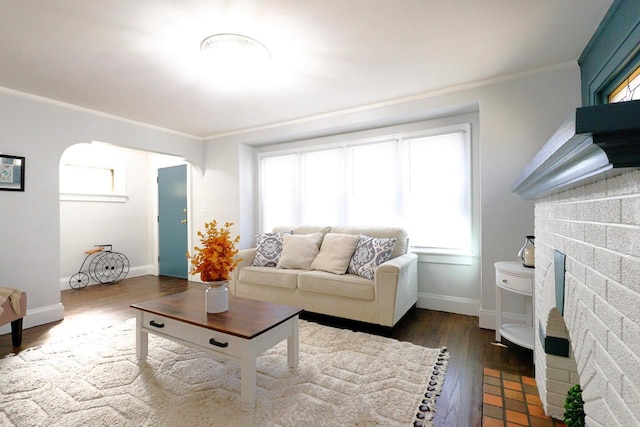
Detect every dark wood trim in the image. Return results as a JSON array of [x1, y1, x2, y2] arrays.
[[579, 0, 640, 105], [544, 336, 570, 357]]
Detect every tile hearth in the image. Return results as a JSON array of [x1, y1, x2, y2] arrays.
[[482, 368, 566, 427]]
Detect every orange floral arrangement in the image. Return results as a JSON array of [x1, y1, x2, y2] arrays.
[[187, 220, 241, 282]]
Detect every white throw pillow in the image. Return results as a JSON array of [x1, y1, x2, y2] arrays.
[[277, 233, 324, 270], [310, 233, 360, 274]]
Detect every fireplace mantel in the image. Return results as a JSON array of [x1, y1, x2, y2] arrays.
[[512, 100, 640, 199]]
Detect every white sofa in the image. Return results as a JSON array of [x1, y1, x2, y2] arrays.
[[230, 225, 418, 327]]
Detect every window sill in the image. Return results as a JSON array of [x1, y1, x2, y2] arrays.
[[60, 193, 128, 203], [411, 248, 475, 265]]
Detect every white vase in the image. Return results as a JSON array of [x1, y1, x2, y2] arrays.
[[204, 281, 229, 313]]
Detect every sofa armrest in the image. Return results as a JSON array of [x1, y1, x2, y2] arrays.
[[230, 248, 256, 295], [377, 253, 417, 274], [375, 253, 418, 326], [236, 248, 256, 269]]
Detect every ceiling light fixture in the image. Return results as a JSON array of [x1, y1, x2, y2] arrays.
[[200, 33, 271, 68]]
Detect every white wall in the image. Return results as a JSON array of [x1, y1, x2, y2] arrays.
[[203, 64, 582, 326], [187, 140, 245, 266], [0, 89, 202, 329], [475, 66, 582, 327]]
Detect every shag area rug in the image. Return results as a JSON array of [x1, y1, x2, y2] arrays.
[[0, 318, 448, 427]]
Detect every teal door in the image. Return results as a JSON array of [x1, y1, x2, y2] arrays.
[[158, 165, 188, 278]]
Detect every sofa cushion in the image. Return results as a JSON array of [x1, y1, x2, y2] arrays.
[[252, 231, 291, 267], [238, 266, 301, 290], [330, 226, 408, 259], [277, 233, 323, 270], [347, 235, 396, 280], [298, 271, 375, 301], [310, 233, 360, 274]]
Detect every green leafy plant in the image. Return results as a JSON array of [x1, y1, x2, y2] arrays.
[[564, 384, 585, 427]]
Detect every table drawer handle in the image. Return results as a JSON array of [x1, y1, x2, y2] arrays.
[[149, 320, 165, 328], [209, 338, 229, 348]]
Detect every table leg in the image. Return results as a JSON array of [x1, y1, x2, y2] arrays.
[[136, 311, 148, 360], [287, 316, 299, 369], [495, 286, 502, 342], [240, 341, 257, 410]]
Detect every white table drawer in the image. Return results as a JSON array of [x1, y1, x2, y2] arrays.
[[496, 270, 533, 295], [141, 313, 244, 358]]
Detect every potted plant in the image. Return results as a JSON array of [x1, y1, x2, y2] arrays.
[[564, 384, 585, 427], [187, 220, 241, 313]]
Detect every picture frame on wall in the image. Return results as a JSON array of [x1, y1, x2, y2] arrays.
[[0, 154, 25, 191]]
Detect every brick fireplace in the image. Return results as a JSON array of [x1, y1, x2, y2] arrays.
[[512, 99, 640, 424], [509, 3, 640, 422], [533, 169, 639, 424]]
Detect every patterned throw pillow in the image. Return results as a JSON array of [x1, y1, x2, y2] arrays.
[[252, 231, 292, 267], [347, 235, 397, 280]]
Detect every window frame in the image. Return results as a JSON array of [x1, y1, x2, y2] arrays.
[[606, 60, 640, 103], [255, 114, 479, 261]]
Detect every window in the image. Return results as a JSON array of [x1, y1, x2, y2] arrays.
[[59, 142, 127, 202], [608, 63, 640, 103], [403, 131, 470, 250], [60, 164, 115, 194], [258, 123, 472, 252], [260, 154, 297, 228]]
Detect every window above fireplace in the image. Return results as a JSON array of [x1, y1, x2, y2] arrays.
[[608, 63, 640, 103]]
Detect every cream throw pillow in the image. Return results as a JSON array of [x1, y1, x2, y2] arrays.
[[310, 233, 360, 274], [277, 233, 323, 270]]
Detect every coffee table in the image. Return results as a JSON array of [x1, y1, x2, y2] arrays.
[[130, 289, 303, 409]]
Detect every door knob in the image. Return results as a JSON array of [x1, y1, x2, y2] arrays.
[[180, 219, 187, 224], [183, 209, 187, 213]]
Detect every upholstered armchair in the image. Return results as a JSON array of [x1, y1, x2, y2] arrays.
[[0, 288, 27, 347]]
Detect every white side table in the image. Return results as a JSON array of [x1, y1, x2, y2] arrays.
[[495, 260, 534, 349]]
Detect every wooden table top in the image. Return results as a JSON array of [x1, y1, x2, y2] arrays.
[[131, 288, 303, 340]]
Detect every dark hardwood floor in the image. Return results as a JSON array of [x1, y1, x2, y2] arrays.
[[0, 275, 534, 427]]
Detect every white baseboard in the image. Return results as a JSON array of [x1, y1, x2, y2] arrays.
[[417, 292, 480, 317], [479, 308, 528, 331], [59, 265, 154, 290], [417, 294, 528, 333], [1, 266, 153, 335], [0, 302, 64, 334]]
